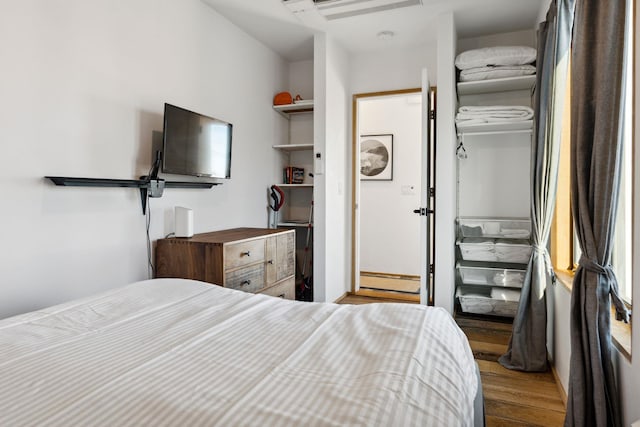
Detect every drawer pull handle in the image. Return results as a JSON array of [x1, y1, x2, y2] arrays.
[[241, 280, 251, 286], [241, 251, 251, 257]]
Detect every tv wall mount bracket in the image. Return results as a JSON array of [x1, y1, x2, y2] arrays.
[[45, 153, 218, 214]]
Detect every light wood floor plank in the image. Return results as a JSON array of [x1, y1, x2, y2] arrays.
[[485, 400, 565, 426], [337, 294, 418, 304], [476, 359, 557, 384], [354, 289, 420, 302], [459, 326, 512, 346], [455, 316, 514, 332], [359, 273, 420, 294], [485, 415, 532, 427], [481, 381, 566, 413], [467, 339, 508, 361]]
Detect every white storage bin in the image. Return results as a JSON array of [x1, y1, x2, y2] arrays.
[[458, 217, 531, 239], [457, 238, 532, 263], [456, 286, 519, 317], [457, 261, 526, 288]]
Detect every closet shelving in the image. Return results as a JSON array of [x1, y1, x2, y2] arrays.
[[457, 75, 536, 96], [272, 143, 314, 151], [271, 100, 314, 228], [275, 183, 314, 188], [455, 74, 535, 318], [456, 120, 533, 134], [273, 102, 314, 118]]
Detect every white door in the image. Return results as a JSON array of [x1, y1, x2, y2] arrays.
[[419, 68, 434, 305], [352, 70, 435, 304]]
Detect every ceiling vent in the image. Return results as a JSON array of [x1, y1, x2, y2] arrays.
[[283, 0, 422, 21]]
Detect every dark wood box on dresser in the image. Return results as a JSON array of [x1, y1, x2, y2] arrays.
[[155, 228, 296, 300]]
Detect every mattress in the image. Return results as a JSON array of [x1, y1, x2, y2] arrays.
[[0, 279, 478, 426]]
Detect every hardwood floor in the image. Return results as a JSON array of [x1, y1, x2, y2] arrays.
[[456, 314, 566, 426], [359, 272, 420, 294], [336, 295, 567, 426]]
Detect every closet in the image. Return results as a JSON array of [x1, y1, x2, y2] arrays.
[[271, 71, 314, 301], [454, 73, 535, 317]]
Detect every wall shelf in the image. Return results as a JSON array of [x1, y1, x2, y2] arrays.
[[45, 176, 218, 214], [278, 221, 313, 228], [276, 183, 313, 188], [273, 101, 314, 118], [272, 143, 314, 151]]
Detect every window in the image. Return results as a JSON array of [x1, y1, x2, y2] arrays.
[[553, 1, 633, 309], [551, 0, 633, 357], [611, 7, 634, 306]]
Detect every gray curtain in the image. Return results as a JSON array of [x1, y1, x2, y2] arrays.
[[565, 0, 631, 426], [499, 0, 572, 372]]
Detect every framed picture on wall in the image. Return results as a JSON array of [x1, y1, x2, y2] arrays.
[[360, 134, 393, 181]]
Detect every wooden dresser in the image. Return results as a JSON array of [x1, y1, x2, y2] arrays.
[[155, 228, 296, 299]]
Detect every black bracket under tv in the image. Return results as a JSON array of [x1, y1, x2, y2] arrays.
[[46, 151, 220, 214], [45, 176, 218, 214]]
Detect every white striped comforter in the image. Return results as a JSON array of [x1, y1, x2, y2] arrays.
[[0, 279, 477, 426]]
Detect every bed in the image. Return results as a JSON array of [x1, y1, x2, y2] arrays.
[[0, 278, 482, 426]]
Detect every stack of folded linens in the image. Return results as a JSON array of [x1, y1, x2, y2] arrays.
[[455, 105, 534, 126], [455, 46, 536, 82]]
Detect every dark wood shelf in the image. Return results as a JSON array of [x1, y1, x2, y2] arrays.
[[45, 176, 219, 213]]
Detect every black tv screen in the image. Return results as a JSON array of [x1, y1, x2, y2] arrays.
[[162, 103, 232, 179]]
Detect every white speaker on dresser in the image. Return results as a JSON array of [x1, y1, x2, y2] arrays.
[[174, 206, 194, 238]]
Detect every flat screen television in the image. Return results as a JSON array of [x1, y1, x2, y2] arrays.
[[162, 103, 232, 179]]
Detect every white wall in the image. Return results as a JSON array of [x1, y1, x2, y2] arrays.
[[313, 34, 351, 303], [289, 60, 314, 100], [434, 12, 457, 313], [359, 94, 422, 276], [347, 43, 437, 298], [537, 0, 553, 25], [551, 284, 571, 392], [349, 45, 438, 95], [0, 0, 287, 318], [457, 29, 536, 53]]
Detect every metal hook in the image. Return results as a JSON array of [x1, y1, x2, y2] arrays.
[[456, 138, 468, 160]]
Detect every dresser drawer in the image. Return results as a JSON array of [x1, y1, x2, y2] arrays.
[[155, 228, 296, 298], [276, 233, 295, 281], [259, 277, 295, 300], [225, 264, 265, 293], [225, 239, 265, 270]]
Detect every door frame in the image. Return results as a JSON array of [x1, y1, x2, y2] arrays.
[[351, 87, 424, 300]]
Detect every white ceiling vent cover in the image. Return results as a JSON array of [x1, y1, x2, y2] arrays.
[[283, 0, 422, 21]]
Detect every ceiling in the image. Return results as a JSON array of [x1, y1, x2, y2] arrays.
[[201, 0, 546, 61]]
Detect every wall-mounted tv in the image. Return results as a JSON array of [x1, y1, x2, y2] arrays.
[[162, 103, 232, 179]]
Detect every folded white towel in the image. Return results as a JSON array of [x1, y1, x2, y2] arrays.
[[460, 64, 536, 82], [455, 105, 534, 124], [457, 105, 534, 115], [491, 288, 521, 302]]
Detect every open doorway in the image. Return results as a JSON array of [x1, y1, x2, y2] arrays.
[[351, 85, 435, 303]]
